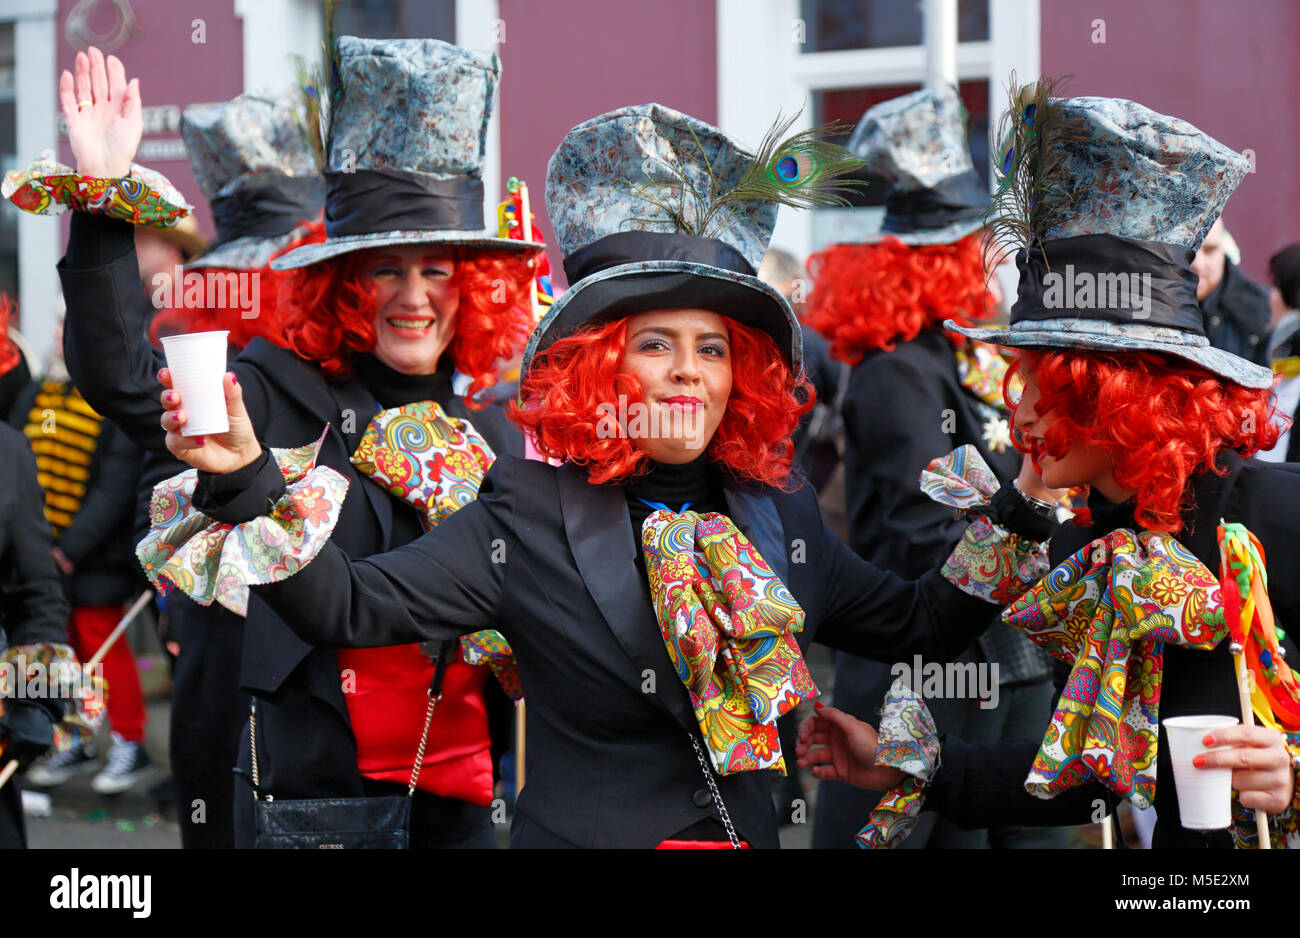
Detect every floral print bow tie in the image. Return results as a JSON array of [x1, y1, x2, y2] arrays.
[[1010, 529, 1227, 807], [350, 402, 520, 697], [641, 509, 817, 775]]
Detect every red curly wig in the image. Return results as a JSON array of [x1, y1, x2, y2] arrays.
[[511, 317, 812, 489], [275, 238, 537, 406], [805, 233, 995, 364], [1012, 348, 1282, 532], [0, 294, 18, 375]]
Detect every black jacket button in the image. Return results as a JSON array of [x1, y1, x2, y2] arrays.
[[692, 789, 712, 807]]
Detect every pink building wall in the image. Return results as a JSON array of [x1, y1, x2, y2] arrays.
[[1040, 0, 1300, 283], [55, 0, 245, 242], [497, 0, 718, 286]]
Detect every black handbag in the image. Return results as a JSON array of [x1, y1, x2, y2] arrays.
[[250, 641, 451, 849]]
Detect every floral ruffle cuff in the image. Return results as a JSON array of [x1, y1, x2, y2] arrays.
[[1, 643, 104, 752], [461, 630, 522, 700], [920, 446, 1050, 606], [136, 432, 348, 617], [3, 155, 192, 226], [855, 678, 941, 849]]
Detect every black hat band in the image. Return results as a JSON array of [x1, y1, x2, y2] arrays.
[[210, 175, 325, 246], [324, 168, 485, 239], [1011, 234, 1205, 335], [881, 169, 989, 236], [563, 230, 755, 285]]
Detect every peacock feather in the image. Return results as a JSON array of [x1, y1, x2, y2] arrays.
[[293, 54, 326, 172], [985, 73, 1088, 267], [621, 110, 865, 242]]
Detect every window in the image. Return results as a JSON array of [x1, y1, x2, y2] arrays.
[[800, 0, 988, 52], [333, 0, 455, 41]]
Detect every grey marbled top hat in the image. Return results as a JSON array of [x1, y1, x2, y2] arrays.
[[522, 104, 811, 378], [272, 36, 541, 270], [950, 84, 1272, 389], [847, 85, 988, 245], [181, 92, 324, 270]]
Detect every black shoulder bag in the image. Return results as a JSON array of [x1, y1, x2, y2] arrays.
[[250, 641, 451, 849]]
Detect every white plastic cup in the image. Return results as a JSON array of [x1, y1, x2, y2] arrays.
[[1163, 714, 1240, 829], [160, 331, 230, 436]]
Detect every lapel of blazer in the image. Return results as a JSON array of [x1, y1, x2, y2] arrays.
[[555, 462, 698, 732], [323, 378, 393, 549]]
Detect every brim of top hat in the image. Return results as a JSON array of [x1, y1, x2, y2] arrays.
[[270, 228, 545, 270], [947, 317, 1275, 389], [853, 214, 986, 247], [186, 226, 312, 272], [520, 260, 802, 380]]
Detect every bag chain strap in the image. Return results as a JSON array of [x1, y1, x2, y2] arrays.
[[248, 641, 453, 802], [689, 732, 742, 849]]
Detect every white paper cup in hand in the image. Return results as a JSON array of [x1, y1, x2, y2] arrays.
[[161, 331, 230, 436], [1163, 714, 1240, 829]]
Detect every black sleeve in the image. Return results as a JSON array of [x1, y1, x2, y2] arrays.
[[812, 511, 998, 664], [194, 448, 286, 523], [57, 213, 172, 453], [0, 352, 32, 428], [54, 418, 141, 565], [246, 457, 519, 648], [922, 734, 1115, 828], [0, 425, 70, 647], [842, 354, 974, 575]]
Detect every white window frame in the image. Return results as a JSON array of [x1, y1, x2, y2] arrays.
[[717, 0, 1039, 262], [1, 0, 57, 369]]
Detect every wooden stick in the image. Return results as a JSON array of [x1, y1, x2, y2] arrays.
[[84, 591, 153, 670], [514, 699, 526, 795], [1100, 813, 1113, 850], [0, 758, 17, 792], [1235, 654, 1271, 849]]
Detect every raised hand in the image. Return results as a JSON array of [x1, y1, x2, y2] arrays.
[[159, 369, 263, 474], [58, 46, 141, 178], [795, 703, 906, 791]]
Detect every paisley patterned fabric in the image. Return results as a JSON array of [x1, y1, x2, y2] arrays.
[[954, 339, 1019, 454], [1008, 529, 1227, 808], [460, 630, 522, 701], [855, 679, 941, 849], [921, 446, 1051, 606], [350, 401, 521, 696], [0, 643, 103, 753], [641, 510, 816, 775], [3, 156, 191, 226], [135, 432, 348, 616]]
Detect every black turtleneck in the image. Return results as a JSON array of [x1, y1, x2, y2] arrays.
[[354, 353, 455, 410], [624, 453, 726, 532]]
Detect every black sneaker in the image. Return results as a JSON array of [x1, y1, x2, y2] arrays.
[[91, 732, 153, 795], [25, 744, 98, 787]]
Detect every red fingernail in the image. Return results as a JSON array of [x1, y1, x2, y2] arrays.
[[1204, 734, 1216, 746], [165, 391, 175, 403], [1193, 754, 1206, 768], [195, 436, 206, 446], [814, 701, 824, 710], [230, 373, 238, 386]]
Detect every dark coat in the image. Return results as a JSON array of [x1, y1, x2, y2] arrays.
[[925, 452, 1300, 848], [197, 447, 1003, 848], [57, 213, 522, 846], [8, 380, 145, 607], [1202, 260, 1272, 367]]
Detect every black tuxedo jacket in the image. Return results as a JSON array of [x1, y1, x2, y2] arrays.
[[56, 214, 521, 815], [202, 450, 1002, 848]]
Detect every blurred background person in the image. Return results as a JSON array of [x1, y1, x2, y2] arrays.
[[1193, 218, 1272, 367], [12, 312, 151, 796], [1259, 242, 1300, 462]]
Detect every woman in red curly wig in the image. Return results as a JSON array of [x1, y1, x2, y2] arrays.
[[54, 43, 542, 849], [800, 83, 1300, 851], [153, 102, 1064, 848], [805, 86, 1065, 850]]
